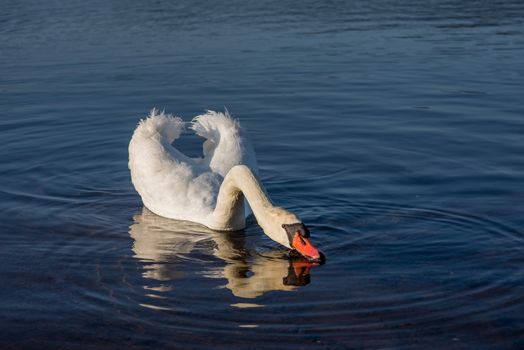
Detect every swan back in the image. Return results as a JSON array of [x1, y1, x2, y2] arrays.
[[128, 109, 257, 226]]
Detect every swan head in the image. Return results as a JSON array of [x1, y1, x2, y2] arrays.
[[282, 223, 322, 263], [260, 207, 322, 262]]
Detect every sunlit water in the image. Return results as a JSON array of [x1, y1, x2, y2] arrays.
[[1, 1, 524, 349]]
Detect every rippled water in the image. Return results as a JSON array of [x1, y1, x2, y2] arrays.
[[1, 0, 524, 349]]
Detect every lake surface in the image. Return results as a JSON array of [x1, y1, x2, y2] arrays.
[[1, 0, 524, 349]]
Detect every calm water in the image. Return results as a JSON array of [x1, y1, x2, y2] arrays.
[[1, 0, 524, 349]]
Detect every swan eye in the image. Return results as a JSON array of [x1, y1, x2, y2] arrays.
[[295, 224, 310, 238]]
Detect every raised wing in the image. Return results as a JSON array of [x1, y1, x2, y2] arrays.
[[129, 109, 221, 221], [191, 110, 258, 177]]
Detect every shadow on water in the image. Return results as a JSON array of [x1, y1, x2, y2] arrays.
[[129, 207, 319, 300]]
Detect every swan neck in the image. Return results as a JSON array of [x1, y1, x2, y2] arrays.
[[212, 165, 274, 230]]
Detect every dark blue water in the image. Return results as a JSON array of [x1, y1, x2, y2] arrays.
[[1, 1, 524, 349]]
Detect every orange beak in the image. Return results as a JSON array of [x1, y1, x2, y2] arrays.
[[292, 232, 321, 261]]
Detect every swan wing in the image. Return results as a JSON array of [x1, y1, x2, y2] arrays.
[[191, 110, 258, 177], [129, 109, 220, 222]]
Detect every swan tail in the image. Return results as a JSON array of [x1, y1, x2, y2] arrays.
[[135, 108, 185, 143]]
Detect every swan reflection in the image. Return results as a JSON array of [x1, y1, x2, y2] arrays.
[[129, 207, 317, 299]]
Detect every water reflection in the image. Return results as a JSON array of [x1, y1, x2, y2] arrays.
[[129, 207, 317, 299]]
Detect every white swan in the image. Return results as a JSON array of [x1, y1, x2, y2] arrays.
[[129, 109, 321, 261]]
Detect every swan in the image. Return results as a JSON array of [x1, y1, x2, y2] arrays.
[[128, 108, 321, 262]]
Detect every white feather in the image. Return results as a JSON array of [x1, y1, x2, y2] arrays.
[[129, 108, 258, 226]]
